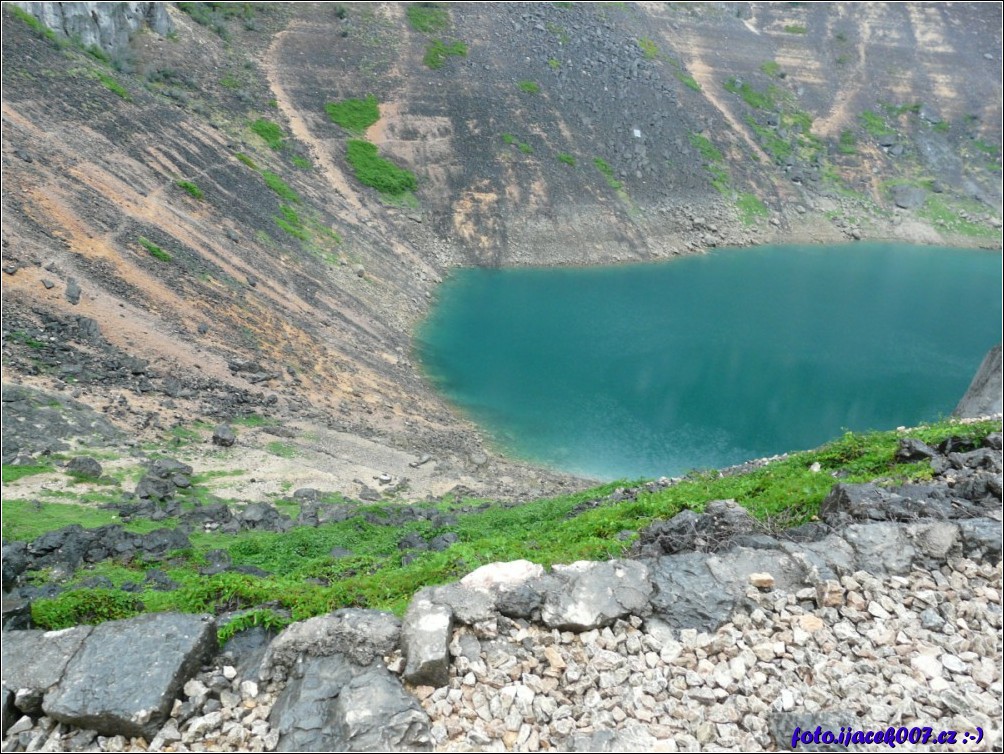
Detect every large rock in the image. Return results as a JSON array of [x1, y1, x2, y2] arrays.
[[9, 2, 173, 55], [259, 609, 401, 682], [1, 626, 93, 716], [270, 653, 432, 752], [66, 456, 102, 479], [957, 518, 1003, 562], [954, 344, 1003, 418], [401, 594, 453, 687], [841, 523, 917, 575], [634, 499, 757, 556], [212, 423, 236, 447], [705, 547, 810, 593], [43, 613, 215, 738], [540, 559, 652, 631], [647, 552, 737, 632]]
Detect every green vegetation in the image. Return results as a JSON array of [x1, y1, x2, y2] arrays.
[[783, 24, 807, 34], [638, 37, 659, 60], [548, 58, 561, 70], [251, 119, 285, 150], [882, 102, 921, 117], [675, 71, 701, 92], [10, 6, 58, 43], [266, 441, 297, 458], [325, 95, 380, 135], [235, 152, 258, 170], [175, 180, 204, 200], [546, 22, 570, 45], [23, 418, 1000, 629], [557, 153, 577, 167], [6, 331, 46, 350], [760, 60, 782, 77], [177, 2, 254, 40], [2, 464, 53, 485], [218, 608, 292, 644], [723, 78, 776, 110], [261, 171, 300, 203], [920, 196, 1001, 239], [97, 72, 129, 100], [689, 133, 729, 192], [746, 117, 794, 164], [291, 155, 312, 170], [406, 3, 449, 33], [517, 80, 541, 94], [502, 134, 534, 154], [85, 44, 111, 65], [274, 204, 309, 241], [736, 192, 769, 224], [138, 237, 172, 263], [592, 158, 622, 190], [423, 39, 467, 69], [345, 139, 418, 196], [1, 498, 172, 541], [838, 129, 857, 155], [860, 110, 893, 138], [932, 120, 950, 134]]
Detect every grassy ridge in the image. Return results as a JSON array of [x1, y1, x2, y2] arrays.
[[13, 418, 998, 632]]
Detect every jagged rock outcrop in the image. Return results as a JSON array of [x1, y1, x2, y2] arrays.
[[9, 2, 172, 55], [955, 344, 1003, 418]]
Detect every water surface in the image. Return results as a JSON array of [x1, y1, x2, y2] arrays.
[[417, 243, 1002, 479]]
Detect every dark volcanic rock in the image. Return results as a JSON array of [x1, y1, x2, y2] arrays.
[[66, 456, 103, 479], [540, 560, 652, 631], [647, 552, 738, 632], [954, 344, 1003, 418], [270, 652, 432, 752], [1, 625, 93, 716], [212, 423, 236, 447], [43, 613, 215, 738]]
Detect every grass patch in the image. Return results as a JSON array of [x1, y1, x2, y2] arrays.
[[97, 72, 129, 100], [546, 22, 570, 45], [557, 153, 576, 167], [638, 37, 659, 60], [723, 78, 776, 110], [266, 441, 297, 458], [783, 24, 807, 34], [860, 110, 893, 139], [138, 237, 172, 263], [261, 171, 300, 203], [593, 158, 622, 190], [548, 58, 561, 70], [920, 196, 1001, 239], [736, 192, 769, 224], [233, 414, 277, 428], [517, 80, 541, 94], [423, 40, 467, 69], [502, 134, 534, 155], [674, 71, 701, 92], [291, 155, 312, 170], [274, 204, 309, 241], [25, 418, 1000, 628], [407, 3, 449, 33], [746, 118, 794, 164], [325, 95, 380, 135], [345, 139, 418, 196], [689, 133, 729, 192], [33, 589, 142, 630], [2, 464, 53, 485], [10, 6, 58, 43], [176, 180, 204, 200], [7, 331, 46, 349], [235, 153, 258, 170], [838, 129, 857, 155], [251, 118, 285, 150], [1, 499, 171, 541], [760, 60, 782, 77]]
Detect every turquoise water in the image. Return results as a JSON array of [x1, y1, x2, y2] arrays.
[[416, 243, 1003, 480]]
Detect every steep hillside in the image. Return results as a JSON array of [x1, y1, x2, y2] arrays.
[[2, 2, 1001, 502]]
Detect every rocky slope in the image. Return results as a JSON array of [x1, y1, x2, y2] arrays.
[[2, 2, 1001, 500]]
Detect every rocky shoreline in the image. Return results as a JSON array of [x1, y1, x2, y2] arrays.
[[3, 431, 1000, 752]]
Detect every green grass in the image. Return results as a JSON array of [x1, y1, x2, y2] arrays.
[[407, 3, 449, 32], [689, 133, 729, 192], [291, 155, 312, 170], [25, 418, 1000, 629], [345, 139, 418, 196], [10, 6, 58, 43], [502, 134, 534, 155], [266, 441, 297, 458], [275, 204, 309, 241], [761, 60, 782, 77], [2, 464, 53, 485], [261, 171, 300, 202], [97, 72, 129, 100], [548, 58, 561, 70], [7, 331, 46, 350], [138, 237, 172, 263], [176, 180, 204, 200], [920, 196, 1002, 239], [232, 414, 277, 428], [783, 24, 807, 34], [674, 71, 701, 92], [557, 153, 576, 167], [1, 499, 171, 541], [235, 153, 258, 170], [723, 78, 776, 110], [423, 40, 467, 69], [593, 158, 622, 190], [838, 129, 857, 155], [746, 118, 794, 164], [546, 22, 570, 45], [325, 95, 380, 135], [517, 80, 541, 94], [502, 133, 516, 145], [736, 192, 769, 224], [251, 119, 285, 150], [860, 110, 893, 138], [638, 37, 659, 60]]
